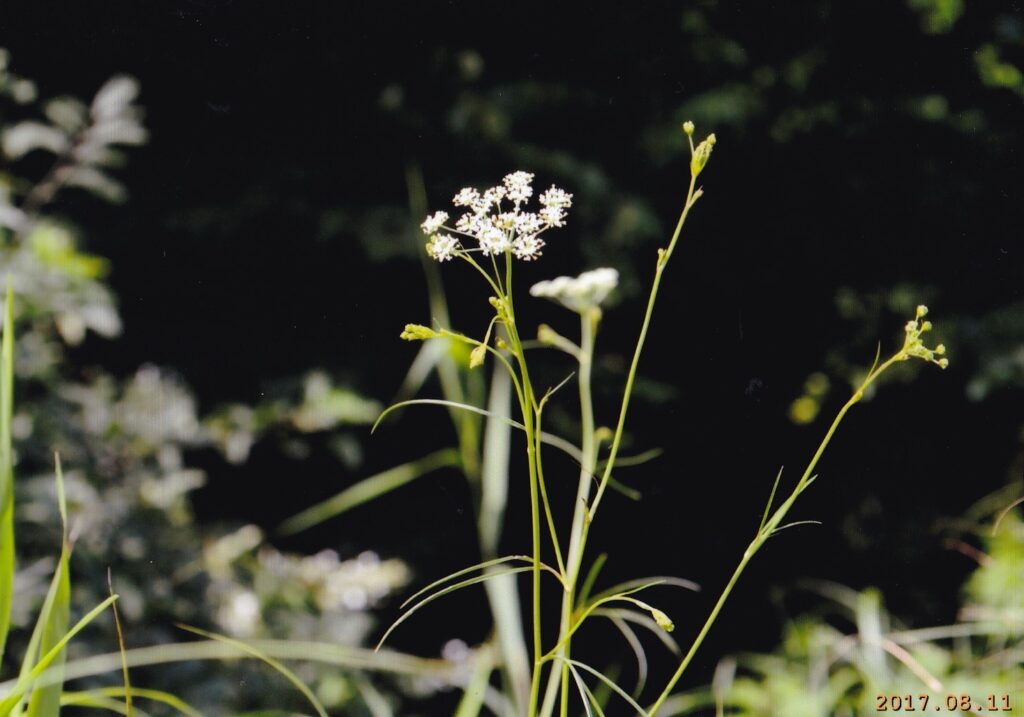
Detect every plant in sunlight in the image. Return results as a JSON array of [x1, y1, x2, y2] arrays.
[[366, 121, 951, 717]]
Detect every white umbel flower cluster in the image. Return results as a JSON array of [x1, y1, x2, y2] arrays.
[[529, 267, 619, 313], [421, 172, 573, 262]]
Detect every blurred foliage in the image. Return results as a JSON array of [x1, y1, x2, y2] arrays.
[[0, 51, 422, 714], [670, 489, 1024, 716]]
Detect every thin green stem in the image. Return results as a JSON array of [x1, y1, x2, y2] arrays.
[[534, 410, 566, 578], [497, 251, 544, 717], [589, 174, 698, 521], [647, 352, 904, 716]]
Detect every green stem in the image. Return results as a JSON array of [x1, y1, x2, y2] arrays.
[[539, 309, 599, 717], [499, 253, 544, 717], [589, 174, 698, 521], [647, 353, 903, 715]]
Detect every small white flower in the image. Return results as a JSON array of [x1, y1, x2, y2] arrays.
[[539, 185, 573, 209], [513, 234, 545, 261], [455, 212, 478, 235], [514, 211, 543, 235], [420, 210, 449, 235], [453, 187, 479, 207], [503, 171, 535, 205], [426, 233, 460, 262], [478, 223, 511, 255], [530, 268, 619, 312], [539, 205, 567, 227]]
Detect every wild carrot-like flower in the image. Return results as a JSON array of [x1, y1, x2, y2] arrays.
[[529, 268, 619, 313], [420, 172, 573, 262]]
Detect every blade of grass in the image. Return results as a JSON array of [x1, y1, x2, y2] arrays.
[[377, 567, 532, 650], [607, 613, 648, 697], [588, 576, 699, 604], [452, 649, 493, 717], [563, 659, 649, 716], [0, 283, 15, 664], [575, 554, 606, 611], [0, 595, 118, 714], [22, 455, 71, 717], [58, 692, 148, 717], [81, 688, 202, 717], [372, 398, 583, 463], [107, 568, 133, 717], [176, 625, 327, 717], [480, 365, 530, 716], [566, 664, 598, 717], [277, 448, 460, 535], [592, 608, 681, 655]]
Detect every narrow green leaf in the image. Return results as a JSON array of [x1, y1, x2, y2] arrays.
[[576, 554, 607, 611], [589, 576, 699, 604], [277, 448, 460, 535], [372, 398, 583, 462], [352, 675, 393, 717], [607, 613, 648, 697], [377, 567, 532, 650], [758, 466, 784, 535], [176, 625, 327, 717], [769, 519, 822, 537], [592, 608, 681, 655], [25, 550, 70, 717], [58, 692, 146, 717], [401, 555, 533, 610], [0, 282, 15, 664], [564, 659, 650, 716], [567, 663, 599, 717], [0, 595, 118, 715], [452, 650, 493, 717], [82, 688, 201, 717], [21, 456, 71, 717], [107, 569, 133, 717]]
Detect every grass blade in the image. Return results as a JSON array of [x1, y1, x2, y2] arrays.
[[593, 608, 681, 655], [372, 398, 583, 462], [74, 688, 201, 717], [758, 466, 784, 535], [377, 567, 531, 650], [608, 613, 648, 697], [20, 456, 71, 717], [107, 568, 133, 717], [0, 283, 14, 664], [589, 576, 699, 604], [567, 663, 598, 717], [277, 448, 460, 535], [176, 625, 328, 717], [58, 692, 149, 717], [400, 555, 532, 609], [0, 595, 118, 714], [564, 659, 650, 716]]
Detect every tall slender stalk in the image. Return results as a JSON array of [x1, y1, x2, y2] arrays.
[[647, 352, 910, 715]]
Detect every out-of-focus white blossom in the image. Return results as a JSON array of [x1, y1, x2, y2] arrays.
[[421, 172, 572, 262], [530, 268, 619, 313], [218, 589, 262, 637]]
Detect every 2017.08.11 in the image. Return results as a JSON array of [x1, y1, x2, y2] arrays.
[[876, 694, 1012, 712]]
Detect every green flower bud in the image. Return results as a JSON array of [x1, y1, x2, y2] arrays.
[[400, 324, 439, 341], [469, 344, 486, 369], [690, 133, 717, 177]]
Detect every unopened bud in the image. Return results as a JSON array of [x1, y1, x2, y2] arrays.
[[400, 324, 438, 341]]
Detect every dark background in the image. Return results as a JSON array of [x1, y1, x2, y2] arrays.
[[3, 0, 1022, 703]]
